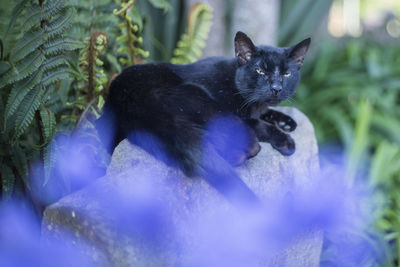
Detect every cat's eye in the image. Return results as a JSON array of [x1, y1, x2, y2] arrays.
[[284, 72, 291, 77], [256, 68, 265, 75]]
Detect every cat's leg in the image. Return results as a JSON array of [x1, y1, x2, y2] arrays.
[[261, 109, 297, 133], [205, 115, 261, 166], [247, 118, 295, 156]]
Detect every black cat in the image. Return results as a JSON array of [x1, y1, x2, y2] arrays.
[[96, 31, 310, 207]]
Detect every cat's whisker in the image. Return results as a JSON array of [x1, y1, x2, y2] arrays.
[[287, 97, 298, 105]]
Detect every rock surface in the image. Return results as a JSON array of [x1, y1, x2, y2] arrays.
[[41, 107, 323, 267]]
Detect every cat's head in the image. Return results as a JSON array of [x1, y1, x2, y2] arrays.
[[234, 31, 310, 106]]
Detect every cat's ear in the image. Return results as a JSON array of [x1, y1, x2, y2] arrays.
[[234, 31, 257, 65], [288, 38, 311, 69]]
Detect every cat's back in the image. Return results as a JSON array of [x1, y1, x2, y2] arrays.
[[111, 62, 183, 88]]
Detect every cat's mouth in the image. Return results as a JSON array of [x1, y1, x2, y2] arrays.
[[265, 99, 282, 106]]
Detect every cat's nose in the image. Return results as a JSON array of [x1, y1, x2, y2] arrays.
[[271, 84, 282, 96]]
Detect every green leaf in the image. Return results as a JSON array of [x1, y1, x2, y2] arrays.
[[42, 54, 68, 72], [130, 6, 143, 30], [43, 141, 56, 186], [5, 0, 30, 39], [10, 28, 45, 64], [1, 164, 15, 199], [10, 146, 29, 189], [45, 7, 74, 40], [147, 0, 171, 12], [40, 107, 56, 143], [44, 37, 83, 56], [42, 0, 66, 20], [171, 3, 213, 64], [42, 66, 70, 87], [0, 50, 45, 87], [3, 69, 43, 123], [0, 61, 10, 75], [22, 4, 42, 33], [13, 84, 42, 139], [346, 99, 372, 185]]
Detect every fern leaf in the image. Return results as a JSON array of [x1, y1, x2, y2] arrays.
[[147, 0, 171, 12], [0, 61, 11, 75], [4, 69, 43, 122], [44, 37, 83, 56], [1, 164, 15, 199], [21, 4, 42, 33], [0, 50, 44, 87], [45, 7, 74, 40], [10, 145, 30, 189], [22, 0, 65, 33], [40, 107, 56, 143], [10, 28, 45, 63], [42, 54, 68, 72], [5, 0, 30, 39], [42, 66, 70, 87], [13, 84, 42, 139], [43, 141, 56, 186], [42, 0, 66, 20], [171, 3, 213, 64]]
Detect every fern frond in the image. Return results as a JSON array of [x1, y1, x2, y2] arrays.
[[42, 0, 66, 20], [44, 37, 83, 56], [66, 0, 111, 9], [5, 0, 30, 39], [22, 4, 42, 33], [45, 7, 74, 40], [0, 61, 11, 76], [10, 145, 29, 189], [114, 0, 149, 65], [22, 0, 66, 32], [171, 3, 213, 64], [3, 69, 43, 122], [42, 54, 68, 72], [0, 50, 44, 87], [40, 107, 56, 143], [147, 0, 171, 12], [43, 141, 56, 186], [10, 28, 45, 63], [1, 164, 15, 199], [79, 31, 108, 101], [13, 84, 42, 139], [42, 66, 70, 87]]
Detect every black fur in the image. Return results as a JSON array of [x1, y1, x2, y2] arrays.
[[96, 32, 310, 207]]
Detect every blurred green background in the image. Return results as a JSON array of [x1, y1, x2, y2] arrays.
[[1, 0, 400, 265]]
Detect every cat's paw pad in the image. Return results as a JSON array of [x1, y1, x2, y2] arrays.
[[276, 118, 297, 132], [272, 137, 295, 156]]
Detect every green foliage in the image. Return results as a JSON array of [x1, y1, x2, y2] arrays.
[[278, 0, 333, 46], [0, 0, 212, 207], [136, 0, 185, 62], [66, 31, 109, 125], [171, 3, 213, 64], [113, 0, 149, 66], [291, 37, 400, 266], [0, 0, 78, 201]]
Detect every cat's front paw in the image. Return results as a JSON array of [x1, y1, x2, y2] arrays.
[[271, 135, 295, 156], [261, 110, 297, 132]]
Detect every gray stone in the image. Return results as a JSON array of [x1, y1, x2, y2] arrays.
[[41, 107, 323, 267]]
